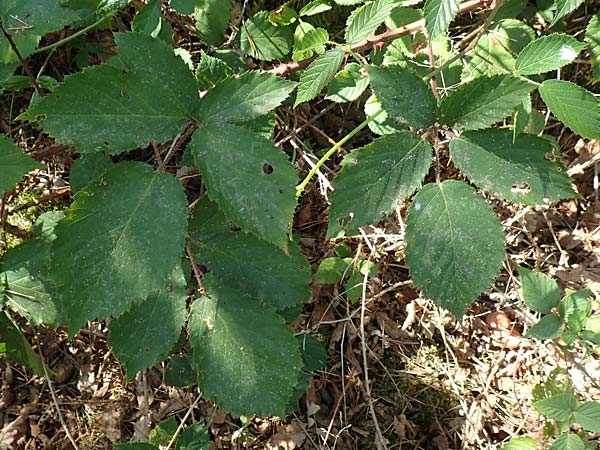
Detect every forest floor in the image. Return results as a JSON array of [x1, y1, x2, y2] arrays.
[[1, 1, 599, 449]]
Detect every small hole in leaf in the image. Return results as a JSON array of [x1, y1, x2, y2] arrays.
[[511, 182, 531, 195], [425, 279, 431, 284], [229, 225, 241, 232], [299, 265, 305, 270], [263, 163, 274, 174]]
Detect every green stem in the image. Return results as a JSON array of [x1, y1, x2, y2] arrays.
[[295, 108, 384, 199], [32, 15, 112, 55]]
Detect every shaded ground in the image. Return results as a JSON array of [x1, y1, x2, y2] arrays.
[[1, 1, 600, 449]]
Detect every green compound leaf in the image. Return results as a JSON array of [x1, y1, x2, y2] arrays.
[[26, 32, 198, 154], [515, 34, 585, 75], [559, 289, 591, 333], [551, 0, 584, 27], [188, 274, 302, 417], [292, 23, 328, 61], [0, 311, 43, 376], [525, 313, 564, 339], [424, 0, 461, 38], [328, 131, 432, 237], [499, 437, 537, 450], [438, 75, 535, 130], [574, 402, 600, 433], [50, 162, 188, 333], [1, 240, 59, 327], [0, 134, 43, 194], [368, 65, 436, 129], [194, 0, 231, 46], [189, 123, 296, 249], [189, 199, 311, 310], [345, 0, 399, 45], [450, 129, 578, 205], [197, 71, 295, 124], [109, 266, 187, 378], [461, 19, 534, 80], [539, 80, 600, 140], [585, 15, 600, 82], [295, 48, 345, 107], [517, 266, 560, 314], [534, 393, 578, 421], [548, 434, 584, 450], [239, 11, 293, 61], [405, 180, 505, 317], [326, 63, 370, 103]]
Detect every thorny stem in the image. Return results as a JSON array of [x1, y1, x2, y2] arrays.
[[295, 108, 384, 199], [270, 0, 489, 77], [0, 19, 45, 96]]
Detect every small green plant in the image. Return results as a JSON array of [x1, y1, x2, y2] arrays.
[[500, 268, 600, 450], [0, 0, 598, 442]]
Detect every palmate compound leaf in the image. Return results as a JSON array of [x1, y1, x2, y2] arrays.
[[188, 123, 296, 249], [196, 71, 295, 124], [188, 274, 302, 417], [405, 180, 505, 317], [0, 134, 43, 194], [514, 34, 586, 76], [294, 48, 345, 107], [327, 131, 432, 237], [188, 199, 311, 310], [50, 162, 188, 334], [26, 32, 198, 154], [538, 80, 600, 140], [450, 129, 578, 205], [108, 266, 187, 378], [368, 65, 436, 129], [438, 75, 535, 131]]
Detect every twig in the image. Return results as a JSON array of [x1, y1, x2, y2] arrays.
[[150, 140, 166, 172], [8, 187, 71, 215], [165, 396, 201, 450], [269, 0, 489, 77], [359, 269, 388, 450], [0, 19, 45, 96], [185, 242, 205, 294], [31, 14, 111, 55], [38, 344, 80, 450]]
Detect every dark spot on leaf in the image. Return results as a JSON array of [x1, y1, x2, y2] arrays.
[[229, 225, 241, 232], [299, 265, 305, 270], [262, 163, 274, 174], [425, 279, 431, 283]]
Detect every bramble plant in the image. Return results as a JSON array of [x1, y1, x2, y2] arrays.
[[1, 0, 599, 445]]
